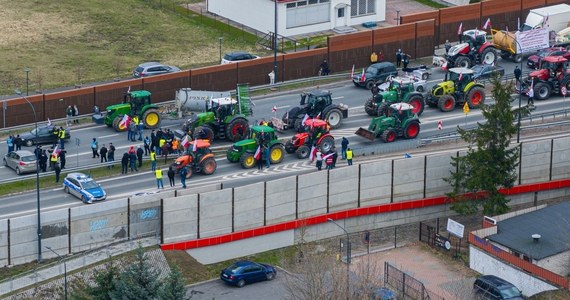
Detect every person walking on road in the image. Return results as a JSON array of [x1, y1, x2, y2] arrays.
[[315, 149, 323, 171], [341, 137, 349, 160], [136, 146, 144, 167], [155, 168, 164, 189], [527, 87, 535, 108], [370, 51, 378, 63], [91, 138, 99, 158], [40, 150, 48, 172], [403, 53, 410, 69], [138, 120, 144, 141], [144, 136, 151, 156], [66, 105, 73, 126], [6, 135, 14, 153], [150, 149, 157, 171], [331, 147, 338, 169], [264, 145, 270, 168], [99, 144, 108, 163], [107, 143, 115, 168], [121, 152, 129, 174], [346, 148, 353, 166], [129, 151, 138, 172], [167, 166, 175, 187], [59, 148, 67, 169], [73, 105, 79, 124], [14, 135, 22, 151], [514, 65, 522, 84], [54, 163, 61, 183], [396, 49, 403, 68], [179, 167, 188, 188]]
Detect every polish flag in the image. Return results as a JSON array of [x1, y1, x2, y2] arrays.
[[47, 118, 52, 127], [315, 112, 321, 119], [322, 152, 334, 160], [458, 71, 463, 81], [181, 135, 189, 148], [254, 146, 261, 160], [360, 68, 366, 82], [272, 106, 277, 113], [301, 113, 309, 124], [457, 22, 463, 35], [192, 140, 198, 152], [119, 114, 130, 130], [52, 145, 59, 155], [309, 145, 316, 161], [483, 18, 491, 30], [127, 86, 131, 93], [350, 65, 355, 78]]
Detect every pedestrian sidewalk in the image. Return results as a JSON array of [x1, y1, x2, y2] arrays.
[[0, 237, 159, 297]]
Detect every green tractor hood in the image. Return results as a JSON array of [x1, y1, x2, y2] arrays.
[[106, 103, 131, 111], [233, 138, 256, 148]]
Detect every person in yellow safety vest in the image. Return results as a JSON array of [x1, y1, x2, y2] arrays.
[[150, 150, 156, 171], [50, 151, 59, 170], [158, 137, 166, 156], [370, 51, 378, 63], [346, 148, 353, 166], [155, 168, 164, 189], [58, 127, 66, 149], [132, 115, 139, 126]]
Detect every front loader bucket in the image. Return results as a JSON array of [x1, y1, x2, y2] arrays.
[[355, 127, 375, 141]]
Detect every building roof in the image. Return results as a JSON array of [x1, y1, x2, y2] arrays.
[[487, 202, 570, 260]]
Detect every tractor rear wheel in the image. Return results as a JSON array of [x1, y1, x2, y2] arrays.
[[404, 121, 421, 139], [364, 98, 378, 116], [381, 129, 397, 143], [285, 140, 296, 154], [269, 144, 285, 164], [192, 126, 215, 142], [325, 109, 343, 129], [112, 116, 128, 132], [376, 103, 390, 117], [239, 153, 256, 169], [200, 157, 217, 175], [225, 117, 249, 142], [438, 95, 456, 112], [481, 47, 497, 65], [318, 136, 335, 154], [296, 145, 310, 159], [467, 86, 485, 108], [454, 56, 471, 68], [534, 82, 551, 100], [407, 95, 425, 116], [142, 109, 160, 129]]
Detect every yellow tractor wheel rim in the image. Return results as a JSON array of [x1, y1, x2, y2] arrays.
[[145, 112, 159, 126], [270, 148, 282, 161], [245, 156, 255, 167]]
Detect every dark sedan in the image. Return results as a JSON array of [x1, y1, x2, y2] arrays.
[[470, 64, 505, 80], [220, 261, 276, 288], [527, 47, 570, 69], [20, 126, 70, 147]]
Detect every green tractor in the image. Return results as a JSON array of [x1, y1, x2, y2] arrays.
[[104, 90, 161, 131], [226, 125, 286, 169], [182, 97, 250, 143], [364, 77, 425, 117], [426, 67, 486, 112], [355, 103, 421, 143]]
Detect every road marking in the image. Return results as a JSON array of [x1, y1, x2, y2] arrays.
[[332, 96, 345, 100], [99, 133, 120, 139], [276, 105, 290, 109]]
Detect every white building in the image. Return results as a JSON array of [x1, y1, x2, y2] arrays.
[[207, 0, 385, 37]]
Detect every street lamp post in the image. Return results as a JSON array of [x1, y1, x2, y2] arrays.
[[46, 246, 67, 300], [514, 40, 523, 143], [273, 0, 278, 83], [327, 218, 350, 298], [15, 90, 41, 263], [24, 68, 31, 96], [218, 37, 223, 63]]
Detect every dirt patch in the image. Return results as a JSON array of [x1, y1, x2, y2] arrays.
[[162, 250, 211, 284]]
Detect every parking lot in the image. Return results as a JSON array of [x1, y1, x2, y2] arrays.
[[188, 272, 288, 300]]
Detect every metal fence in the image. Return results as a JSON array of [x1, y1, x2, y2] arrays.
[[384, 261, 446, 300]]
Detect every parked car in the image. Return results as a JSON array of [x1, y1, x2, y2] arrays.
[[371, 287, 399, 300], [132, 62, 180, 78], [63, 172, 107, 204], [20, 126, 70, 147], [527, 47, 570, 69], [220, 260, 276, 287], [221, 52, 260, 64], [473, 275, 524, 300], [3, 150, 37, 175], [377, 75, 427, 93], [470, 64, 505, 80], [352, 62, 398, 89]]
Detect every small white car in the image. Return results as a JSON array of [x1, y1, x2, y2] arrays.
[[377, 75, 428, 93]]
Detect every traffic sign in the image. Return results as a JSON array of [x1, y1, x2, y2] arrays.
[[463, 102, 470, 115], [437, 120, 443, 130]]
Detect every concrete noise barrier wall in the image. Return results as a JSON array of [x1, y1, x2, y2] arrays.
[[265, 176, 297, 225]]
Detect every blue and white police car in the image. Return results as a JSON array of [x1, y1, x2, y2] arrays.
[[63, 173, 107, 203]]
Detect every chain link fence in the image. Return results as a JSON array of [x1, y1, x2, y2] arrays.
[[384, 261, 446, 300]]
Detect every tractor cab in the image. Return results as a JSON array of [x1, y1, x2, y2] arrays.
[[447, 67, 474, 90], [249, 125, 277, 146], [124, 90, 152, 116], [387, 77, 415, 94], [302, 118, 330, 140], [300, 90, 332, 113], [390, 102, 415, 122], [174, 139, 213, 171], [461, 29, 487, 49], [209, 97, 238, 121]]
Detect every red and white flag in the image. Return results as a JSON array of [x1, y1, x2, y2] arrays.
[[309, 145, 316, 161], [437, 120, 443, 130], [52, 145, 59, 155], [192, 140, 198, 152], [127, 86, 131, 93], [483, 18, 491, 30], [272, 106, 277, 113], [301, 113, 309, 124], [350, 65, 355, 78], [181, 136, 189, 148], [458, 71, 463, 81], [119, 114, 130, 130], [47, 118, 52, 127], [457, 22, 463, 35], [315, 112, 321, 119], [254, 146, 261, 160], [322, 152, 334, 160], [360, 68, 366, 82]]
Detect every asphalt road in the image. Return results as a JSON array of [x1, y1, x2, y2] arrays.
[[187, 272, 288, 300], [0, 57, 569, 217]]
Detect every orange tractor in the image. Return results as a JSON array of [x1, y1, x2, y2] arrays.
[[171, 139, 217, 178], [285, 119, 335, 159]]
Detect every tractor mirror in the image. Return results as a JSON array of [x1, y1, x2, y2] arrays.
[[300, 94, 306, 105]]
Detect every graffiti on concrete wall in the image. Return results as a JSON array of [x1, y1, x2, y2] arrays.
[[90, 219, 108, 232]]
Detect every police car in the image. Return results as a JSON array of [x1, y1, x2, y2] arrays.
[[63, 173, 107, 203]]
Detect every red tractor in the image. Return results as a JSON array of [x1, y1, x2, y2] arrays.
[[285, 119, 335, 159], [171, 139, 217, 178], [526, 56, 570, 100], [446, 29, 497, 68]]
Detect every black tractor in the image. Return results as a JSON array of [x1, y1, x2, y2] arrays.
[[281, 90, 348, 131]]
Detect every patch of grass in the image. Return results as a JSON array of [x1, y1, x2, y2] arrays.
[[413, 0, 447, 9]]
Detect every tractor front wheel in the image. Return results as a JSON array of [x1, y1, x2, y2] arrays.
[[318, 136, 335, 154], [364, 98, 378, 116], [481, 47, 497, 65], [142, 109, 161, 129], [296, 145, 310, 159], [239, 153, 256, 169], [407, 95, 425, 116], [112, 116, 128, 132], [200, 157, 217, 175], [225, 118, 249, 142], [467, 86, 485, 108], [325, 109, 343, 129], [269, 144, 285, 164], [381, 129, 397, 143], [285, 140, 296, 154], [404, 121, 421, 139], [454, 56, 471, 68], [534, 82, 551, 100], [438, 95, 456, 112]]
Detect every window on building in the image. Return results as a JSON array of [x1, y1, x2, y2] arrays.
[[287, 3, 296, 8], [338, 7, 345, 18], [350, 0, 375, 16]]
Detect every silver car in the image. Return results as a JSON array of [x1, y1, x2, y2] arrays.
[[3, 150, 37, 175], [133, 62, 180, 78]]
